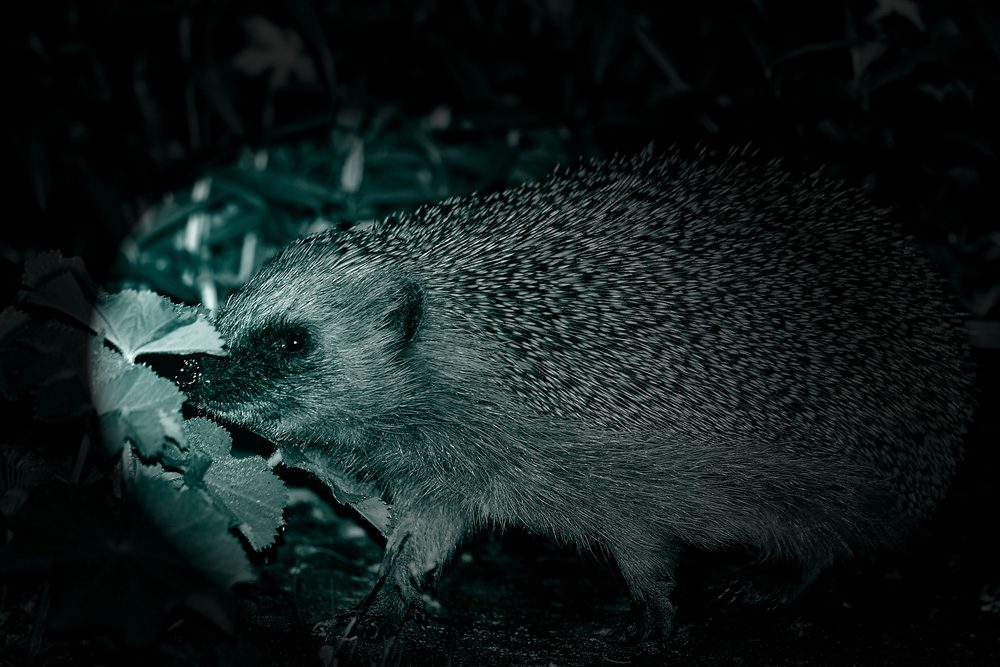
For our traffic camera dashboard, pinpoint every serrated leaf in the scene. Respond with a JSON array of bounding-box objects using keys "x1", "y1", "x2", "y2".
[
  {"x1": 0, "y1": 310, "x2": 92, "y2": 420},
  {"x1": 34, "y1": 373, "x2": 92, "y2": 423},
  {"x1": 132, "y1": 466, "x2": 256, "y2": 591},
  {"x1": 183, "y1": 418, "x2": 287, "y2": 551},
  {"x1": 351, "y1": 496, "x2": 392, "y2": 536},
  {"x1": 3, "y1": 477, "x2": 252, "y2": 644},
  {"x1": 0, "y1": 446, "x2": 57, "y2": 518},
  {"x1": 92, "y1": 289, "x2": 225, "y2": 363},
  {"x1": 90, "y1": 345, "x2": 186, "y2": 458},
  {"x1": 0, "y1": 307, "x2": 36, "y2": 398},
  {"x1": 17, "y1": 251, "x2": 98, "y2": 329},
  {"x1": 279, "y1": 445, "x2": 390, "y2": 537}
]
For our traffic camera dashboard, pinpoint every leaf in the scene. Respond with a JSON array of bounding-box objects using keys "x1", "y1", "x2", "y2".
[
  {"x1": 92, "y1": 290, "x2": 225, "y2": 363},
  {"x1": 214, "y1": 166, "x2": 344, "y2": 212},
  {"x1": 89, "y1": 345, "x2": 186, "y2": 458},
  {"x1": 3, "y1": 478, "x2": 253, "y2": 644},
  {"x1": 17, "y1": 251, "x2": 98, "y2": 329},
  {"x1": 0, "y1": 446, "x2": 58, "y2": 518},
  {"x1": 0, "y1": 307, "x2": 35, "y2": 398},
  {"x1": 590, "y1": 3, "x2": 631, "y2": 85},
  {"x1": 867, "y1": 38, "x2": 967, "y2": 94},
  {"x1": 234, "y1": 15, "x2": 317, "y2": 91},
  {"x1": 351, "y1": 497, "x2": 392, "y2": 536},
  {"x1": 131, "y1": 466, "x2": 256, "y2": 591},
  {"x1": 183, "y1": 418, "x2": 288, "y2": 551},
  {"x1": 968, "y1": 0, "x2": 1000, "y2": 65},
  {"x1": 867, "y1": 0, "x2": 926, "y2": 32},
  {"x1": 0, "y1": 309, "x2": 91, "y2": 421},
  {"x1": 32, "y1": 335, "x2": 91, "y2": 423},
  {"x1": 340, "y1": 136, "x2": 365, "y2": 194},
  {"x1": 284, "y1": 0, "x2": 337, "y2": 96},
  {"x1": 280, "y1": 444, "x2": 391, "y2": 537}
]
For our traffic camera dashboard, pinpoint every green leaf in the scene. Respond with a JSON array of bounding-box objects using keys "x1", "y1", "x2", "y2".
[
  {"x1": 17, "y1": 251, "x2": 98, "y2": 329},
  {"x1": 214, "y1": 166, "x2": 345, "y2": 212},
  {"x1": 131, "y1": 466, "x2": 256, "y2": 591},
  {"x1": 0, "y1": 446, "x2": 57, "y2": 518},
  {"x1": 351, "y1": 496, "x2": 392, "y2": 536},
  {"x1": 0, "y1": 307, "x2": 38, "y2": 398},
  {"x1": 92, "y1": 290, "x2": 225, "y2": 363},
  {"x1": 3, "y1": 477, "x2": 253, "y2": 645},
  {"x1": 0, "y1": 309, "x2": 91, "y2": 421},
  {"x1": 32, "y1": 338, "x2": 91, "y2": 424},
  {"x1": 183, "y1": 418, "x2": 288, "y2": 551},
  {"x1": 280, "y1": 444, "x2": 391, "y2": 537},
  {"x1": 90, "y1": 345, "x2": 186, "y2": 458}
]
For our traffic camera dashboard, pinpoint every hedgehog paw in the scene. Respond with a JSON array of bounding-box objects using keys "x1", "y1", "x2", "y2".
[
  {"x1": 612, "y1": 597, "x2": 675, "y2": 645},
  {"x1": 345, "y1": 596, "x2": 414, "y2": 641}
]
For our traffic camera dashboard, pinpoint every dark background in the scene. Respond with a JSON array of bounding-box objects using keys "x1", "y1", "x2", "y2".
[{"x1": 2, "y1": 1, "x2": 998, "y2": 665}]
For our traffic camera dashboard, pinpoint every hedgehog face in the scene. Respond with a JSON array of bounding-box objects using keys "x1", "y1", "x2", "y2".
[
  {"x1": 190, "y1": 248, "x2": 426, "y2": 451},
  {"x1": 191, "y1": 314, "x2": 326, "y2": 442}
]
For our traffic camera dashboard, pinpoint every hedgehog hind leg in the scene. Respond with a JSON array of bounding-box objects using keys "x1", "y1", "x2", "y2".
[
  {"x1": 711, "y1": 556, "x2": 825, "y2": 609},
  {"x1": 606, "y1": 539, "x2": 680, "y2": 643}
]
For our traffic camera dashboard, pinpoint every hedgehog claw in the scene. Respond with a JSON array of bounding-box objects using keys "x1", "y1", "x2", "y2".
[
  {"x1": 338, "y1": 606, "x2": 398, "y2": 642},
  {"x1": 334, "y1": 582, "x2": 426, "y2": 644},
  {"x1": 611, "y1": 598, "x2": 675, "y2": 645}
]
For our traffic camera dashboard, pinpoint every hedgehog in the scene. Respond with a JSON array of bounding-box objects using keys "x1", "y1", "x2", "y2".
[{"x1": 189, "y1": 146, "x2": 973, "y2": 643}]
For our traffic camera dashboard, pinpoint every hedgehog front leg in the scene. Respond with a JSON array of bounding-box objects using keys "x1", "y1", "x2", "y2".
[
  {"x1": 349, "y1": 503, "x2": 467, "y2": 640},
  {"x1": 607, "y1": 539, "x2": 680, "y2": 643}
]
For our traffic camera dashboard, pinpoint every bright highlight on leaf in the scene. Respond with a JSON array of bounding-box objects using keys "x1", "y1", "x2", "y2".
[
  {"x1": 89, "y1": 344, "x2": 186, "y2": 458},
  {"x1": 131, "y1": 467, "x2": 257, "y2": 591},
  {"x1": 2, "y1": 250, "x2": 381, "y2": 649},
  {"x1": 281, "y1": 445, "x2": 390, "y2": 537},
  {"x1": 93, "y1": 289, "x2": 225, "y2": 363},
  {"x1": 183, "y1": 418, "x2": 288, "y2": 551}
]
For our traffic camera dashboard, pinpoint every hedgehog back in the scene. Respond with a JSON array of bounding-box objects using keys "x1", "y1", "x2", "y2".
[{"x1": 254, "y1": 150, "x2": 971, "y2": 551}]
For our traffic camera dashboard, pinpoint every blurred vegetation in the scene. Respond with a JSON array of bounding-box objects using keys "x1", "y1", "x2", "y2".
[{"x1": 2, "y1": 0, "x2": 998, "y2": 318}]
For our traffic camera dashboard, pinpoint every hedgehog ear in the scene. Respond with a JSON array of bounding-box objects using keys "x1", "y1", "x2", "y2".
[{"x1": 383, "y1": 277, "x2": 424, "y2": 349}]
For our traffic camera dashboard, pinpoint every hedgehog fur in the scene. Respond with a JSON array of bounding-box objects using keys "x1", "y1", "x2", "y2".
[{"x1": 192, "y1": 146, "x2": 973, "y2": 642}]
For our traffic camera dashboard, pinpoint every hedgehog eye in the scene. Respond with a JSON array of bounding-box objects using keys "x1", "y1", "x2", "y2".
[
  {"x1": 281, "y1": 331, "x2": 309, "y2": 353},
  {"x1": 263, "y1": 324, "x2": 311, "y2": 356}
]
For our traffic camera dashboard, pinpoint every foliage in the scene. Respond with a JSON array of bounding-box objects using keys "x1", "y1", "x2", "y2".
[
  {"x1": 0, "y1": 250, "x2": 395, "y2": 655},
  {"x1": 0, "y1": 252, "x2": 279, "y2": 648}
]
